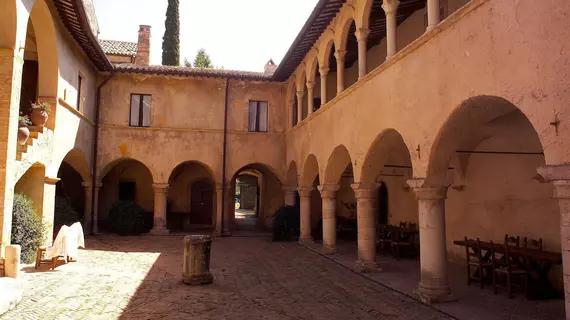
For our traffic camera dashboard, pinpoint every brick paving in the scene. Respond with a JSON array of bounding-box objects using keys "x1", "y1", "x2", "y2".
[{"x1": 2, "y1": 235, "x2": 452, "y2": 320}]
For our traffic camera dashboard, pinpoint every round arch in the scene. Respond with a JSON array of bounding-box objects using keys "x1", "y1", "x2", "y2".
[
  {"x1": 98, "y1": 157, "x2": 157, "y2": 183},
  {"x1": 358, "y1": 129, "x2": 414, "y2": 184},
  {"x1": 305, "y1": 50, "x2": 320, "y2": 84},
  {"x1": 426, "y1": 95, "x2": 544, "y2": 187},
  {"x1": 301, "y1": 154, "x2": 320, "y2": 186},
  {"x1": 318, "y1": 31, "x2": 336, "y2": 70},
  {"x1": 334, "y1": 8, "x2": 356, "y2": 51},
  {"x1": 295, "y1": 64, "x2": 307, "y2": 92},
  {"x1": 323, "y1": 145, "x2": 353, "y2": 185},
  {"x1": 57, "y1": 148, "x2": 91, "y2": 182},
  {"x1": 285, "y1": 161, "x2": 299, "y2": 187},
  {"x1": 29, "y1": 0, "x2": 58, "y2": 98},
  {"x1": 355, "y1": 0, "x2": 375, "y2": 30}
]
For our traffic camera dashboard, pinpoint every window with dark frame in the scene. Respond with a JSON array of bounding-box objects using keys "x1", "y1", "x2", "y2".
[
  {"x1": 129, "y1": 94, "x2": 151, "y2": 127},
  {"x1": 76, "y1": 74, "x2": 83, "y2": 110},
  {"x1": 118, "y1": 181, "x2": 136, "y2": 202},
  {"x1": 248, "y1": 100, "x2": 268, "y2": 132}
]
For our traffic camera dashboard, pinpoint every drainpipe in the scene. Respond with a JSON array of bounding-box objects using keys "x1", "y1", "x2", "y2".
[
  {"x1": 221, "y1": 78, "x2": 230, "y2": 236},
  {"x1": 90, "y1": 72, "x2": 114, "y2": 235}
]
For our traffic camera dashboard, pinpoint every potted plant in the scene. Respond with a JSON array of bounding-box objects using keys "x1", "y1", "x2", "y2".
[
  {"x1": 18, "y1": 113, "x2": 31, "y2": 146},
  {"x1": 29, "y1": 100, "x2": 51, "y2": 127}
]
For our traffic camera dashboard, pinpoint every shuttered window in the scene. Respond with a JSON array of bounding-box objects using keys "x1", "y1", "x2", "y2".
[
  {"x1": 129, "y1": 94, "x2": 151, "y2": 127},
  {"x1": 248, "y1": 100, "x2": 268, "y2": 132}
]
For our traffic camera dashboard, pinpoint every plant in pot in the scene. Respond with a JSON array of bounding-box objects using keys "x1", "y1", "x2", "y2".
[
  {"x1": 18, "y1": 113, "x2": 31, "y2": 146},
  {"x1": 29, "y1": 100, "x2": 51, "y2": 127}
]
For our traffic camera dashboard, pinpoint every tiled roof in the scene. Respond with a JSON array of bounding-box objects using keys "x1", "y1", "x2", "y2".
[
  {"x1": 99, "y1": 40, "x2": 138, "y2": 56},
  {"x1": 113, "y1": 64, "x2": 273, "y2": 81}
]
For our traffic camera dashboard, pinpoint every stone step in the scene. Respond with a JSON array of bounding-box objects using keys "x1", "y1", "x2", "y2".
[
  {"x1": 29, "y1": 131, "x2": 39, "y2": 139},
  {"x1": 16, "y1": 152, "x2": 22, "y2": 161},
  {"x1": 26, "y1": 137, "x2": 34, "y2": 146},
  {"x1": 0, "y1": 277, "x2": 23, "y2": 316},
  {"x1": 28, "y1": 126, "x2": 44, "y2": 133},
  {"x1": 16, "y1": 145, "x2": 27, "y2": 153}
]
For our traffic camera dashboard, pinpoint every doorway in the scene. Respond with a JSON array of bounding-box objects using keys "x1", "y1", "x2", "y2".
[{"x1": 378, "y1": 182, "x2": 388, "y2": 225}]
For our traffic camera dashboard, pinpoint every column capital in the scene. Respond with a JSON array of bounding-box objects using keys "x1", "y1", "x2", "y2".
[
  {"x1": 296, "y1": 90, "x2": 305, "y2": 99},
  {"x1": 282, "y1": 185, "x2": 298, "y2": 193},
  {"x1": 351, "y1": 182, "x2": 380, "y2": 199},
  {"x1": 317, "y1": 184, "x2": 340, "y2": 199},
  {"x1": 334, "y1": 50, "x2": 347, "y2": 62},
  {"x1": 306, "y1": 81, "x2": 316, "y2": 90},
  {"x1": 152, "y1": 183, "x2": 169, "y2": 192},
  {"x1": 44, "y1": 176, "x2": 60, "y2": 185},
  {"x1": 354, "y1": 28, "x2": 370, "y2": 42},
  {"x1": 538, "y1": 165, "x2": 570, "y2": 199},
  {"x1": 382, "y1": 0, "x2": 400, "y2": 15},
  {"x1": 319, "y1": 68, "x2": 330, "y2": 77},
  {"x1": 407, "y1": 179, "x2": 447, "y2": 200},
  {"x1": 297, "y1": 185, "x2": 315, "y2": 197}
]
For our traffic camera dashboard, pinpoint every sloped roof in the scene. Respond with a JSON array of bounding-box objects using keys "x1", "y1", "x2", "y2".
[
  {"x1": 113, "y1": 64, "x2": 272, "y2": 81},
  {"x1": 99, "y1": 40, "x2": 137, "y2": 56}
]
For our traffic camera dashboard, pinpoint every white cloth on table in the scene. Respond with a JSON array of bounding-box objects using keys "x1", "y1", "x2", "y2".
[{"x1": 45, "y1": 222, "x2": 85, "y2": 260}]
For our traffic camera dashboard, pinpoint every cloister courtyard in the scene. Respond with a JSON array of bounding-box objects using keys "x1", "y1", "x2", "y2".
[{"x1": 1, "y1": 232, "x2": 564, "y2": 320}]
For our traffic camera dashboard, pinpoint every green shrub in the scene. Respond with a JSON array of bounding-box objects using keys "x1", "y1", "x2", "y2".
[
  {"x1": 54, "y1": 196, "x2": 80, "y2": 233},
  {"x1": 108, "y1": 201, "x2": 148, "y2": 235},
  {"x1": 272, "y1": 205, "x2": 300, "y2": 242},
  {"x1": 11, "y1": 194, "x2": 45, "y2": 264}
]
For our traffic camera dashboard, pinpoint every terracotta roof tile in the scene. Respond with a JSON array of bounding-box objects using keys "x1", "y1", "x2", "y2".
[
  {"x1": 99, "y1": 40, "x2": 138, "y2": 56},
  {"x1": 113, "y1": 64, "x2": 273, "y2": 81}
]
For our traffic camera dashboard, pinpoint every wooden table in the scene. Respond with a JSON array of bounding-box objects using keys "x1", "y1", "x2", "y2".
[
  {"x1": 454, "y1": 239, "x2": 562, "y2": 299},
  {"x1": 453, "y1": 240, "x2": 561, "y2": 263}
]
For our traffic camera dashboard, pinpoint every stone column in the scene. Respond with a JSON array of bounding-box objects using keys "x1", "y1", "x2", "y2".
[
  {"x1": 298, "y1": 186, "x2": 314, "y2": 243},
  {"x1": 407, "y1": 179, "x2": 454, "y2": 303},
  {"x1": 0, "y1": 48, "x2": 23, "y2": 256},
  {"x1": 334, "y1": 50, "x2": 346, "y2": 94},
  {"x1": 4, "y1": 245, "x2": 20, "y2": 279},
  {"x1": 151, "y1": 183, "x2": 169, "y2": 235},
  {"x1": 296, "y1": 90, "x2": 304, "y2": 123},
  {"x1": 319, "y1": 68, "x2": 329, "y2": 105},
  {"x1": 289, "y1": 99, "x2": 296, "y2": 127},
  {"x1": 283, "y1": 186, "x2": 297, "y2": 207},
  {"x1": 214, "y1": 183, "x2": 230, "y2": 236},
  {"x1": 318, "y1": 184, "x2": 340, "y2": 254},
  {"x1": 352, "y1": 183, "x2": 380, "y2": 272},
  {"x1": 537, "y1": 165, "x2": 570, "y2": 316},
  {"x1": 355, "y1": 28, "x2": 370, "y2": 79},
  {"x1": 306, "y1": 81, "x2": 315, "y2": 115},
  {"x1": 43, "y1": 177, "x2": 59, "y2": 244},
  {"x1": 81, "y1": 182, "x2": 92, "y2": 235},
  {"x1": 426, "y1": 0, "x2": 441, "y2": 31},
  {"x1": 92, "y1": 183, "x2": 102, "y2": 234},
  {"x1": 382, "y1": 0, "x2": 400, "y2": 59}
]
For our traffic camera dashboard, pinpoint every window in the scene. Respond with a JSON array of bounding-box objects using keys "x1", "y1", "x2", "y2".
[
  {"x1": 129, "y1": 94, "x2": 151, "y2": 127},
  {"x1": 118, "y1": 181, "x2": 136, "y2": 201},
  {"x1": 248, "y1": 100, "x2": 268, "y2": 132},
  {"x1": 76, "y1": 74, "x2": 83, "y2": 110}
]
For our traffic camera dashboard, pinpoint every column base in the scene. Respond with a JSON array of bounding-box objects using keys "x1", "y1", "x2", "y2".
[
  {"x1": 150, "y1": 227, "x2": 170, "y2": 236},
  {"x1": 298, "y1": 237, "x2": 314, "y2": 245},
  {"x1": 182, "y1": 273, "x2": 214, "y2": 285},
  {"x1": 414, "y1": 283, "x2": 456, "y2": 304},
  {"x1": 353, "y1": 260, "x2": 381, "y2": 273},
  {"x1": 322, "y1": 245, "x2": 337, "y2": 255}
]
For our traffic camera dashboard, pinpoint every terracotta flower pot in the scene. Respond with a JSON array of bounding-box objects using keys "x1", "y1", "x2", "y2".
[
  {"x1": 30, "y1": 109, "x2": 48, "y2": 127},
  {"x1": 17, "y1": 126, "x2": 30, "y2": 146}
]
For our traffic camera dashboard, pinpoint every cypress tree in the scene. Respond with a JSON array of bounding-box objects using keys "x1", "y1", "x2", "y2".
[{"x1": 162, "y1": 0, "x2": 180, "y2": 66}]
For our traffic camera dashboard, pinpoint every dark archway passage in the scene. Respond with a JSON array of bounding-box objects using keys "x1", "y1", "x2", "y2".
[
  {"x1": 190, "y1": 180, "x2": 214, "y2": 225},
  {"x1": 378, "y1": 181, "x2": 388, "y2": 225}
]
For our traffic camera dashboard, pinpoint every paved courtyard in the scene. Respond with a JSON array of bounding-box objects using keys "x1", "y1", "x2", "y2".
[{"x1": 2, "y1": 235, "x2": 452, "y2": 320}]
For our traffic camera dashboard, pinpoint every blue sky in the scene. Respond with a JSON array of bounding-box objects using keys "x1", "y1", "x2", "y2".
[{"x1": 93, "y1": 0, "x2": 319, "y2": 71}]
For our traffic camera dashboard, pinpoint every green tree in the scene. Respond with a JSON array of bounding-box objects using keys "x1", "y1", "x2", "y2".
[
  {"x1": 183, "y1": 57, "x2": 192, "y2": 67},
  {"x1": 162, "y1": 0, "x2": 180, "y2": 66},
  {"x1": 193, "y1": 49, "x2": 213, "y2": 69}
]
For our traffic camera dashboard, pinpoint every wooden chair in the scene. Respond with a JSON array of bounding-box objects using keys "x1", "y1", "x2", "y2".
[
  {"x1": 35, "y1": 246, "x2": 71, "y2": 270},
  {"x1": 399, "y1": 221, "x2": 407, "y2": 228},
  {"x1": 505, "y1": 234, "x2": 520, "y2": 247},
  {"x1": 408, "y1": 222, "x2": 417, "y2": 230},
  {"x1": 376, "y1": 225, "x2": 392, "y2": 255},
  {"x1": 391, "y1": 228, "x2": 414, "y2": 260},
  {"x1": 465, "y1": 237, "x2": 492, "y2": 288},
  {"x1": 523, "y1": 237, "x2": 543, "y2": 251},
  {"x1": 492, "y1": 236, "x2": 529, "y2": 298}
]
